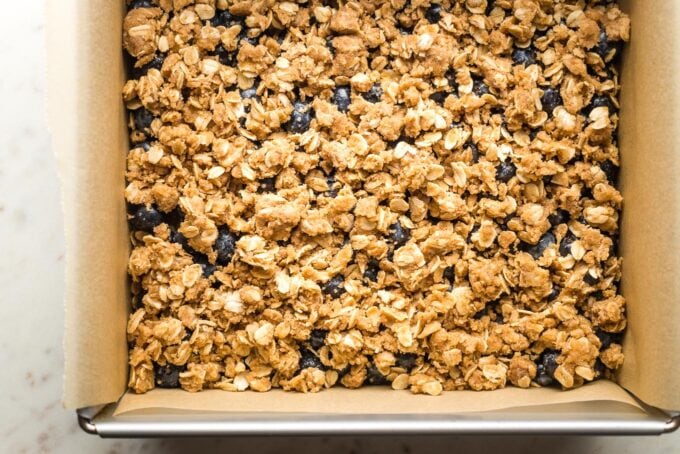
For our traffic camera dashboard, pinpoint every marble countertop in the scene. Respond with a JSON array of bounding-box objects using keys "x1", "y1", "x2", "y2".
[{"x1": 1, "y1": 1, "x2": 677, "y2": 452}]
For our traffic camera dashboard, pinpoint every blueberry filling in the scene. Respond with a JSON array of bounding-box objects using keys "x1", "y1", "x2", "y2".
[
  {"x1": 154, "y1": 363, "x2": 184, "y2": 388},
  {"x1": 363, "y1": 259, "x2": 380, "y2": 282},
  {"x1": 541, "y1": 87, "x2": 562, "y2": 114},
  {"x1": 548, "y1": 209, "x2": 570, "y2": 227},
  {"x1": 309, "y1": 329, "x2": 328, "y2": 349},
  {"x1": 535, "y1": 349, "x2": 559, "y2": 386},
  {"x1": 214, "y1": 228, "x2": 237, "y2": 265},
  {"x1": 298, "y1": 348, "x2": 326, "y2": 371},
  {"x1": 512, "y1": 46, "x2": 536, "y2": 66},
  {"x1": 322, "y1": 275, "x2": 346, "y2": 298},
  {"x1": 559, "y1": 232, "x2": 577, "y2": 257},
  {"x1": 519, "y1": 232, "x2": 556, "y2": 260},
  {"x1": 134, "y1": 108, "x2": 154, "y2": 132},
  {"x1": 496, "y1": 161, "x2": 516, "y2": 183},
  {"x1": 258, "y1": 177, "x2": 276, "y2": 193},
  {"x1": 425, "y1": 4, "x2": 442, "y2": 24},
  {"x1": 365, "y1": 363, "x2": 389, "y2": 385},
  {"x1": 362, "y1": 83, "x2": 382, "y2": 103},
  {"x1": 395, "y1": 353, "x2": 418, "y2": 371},
  {"x1": 286, "y1": 101, "x2": 313, "y2": 133},
  {"x1": 472, "y1": 77, "x2": 490, "y2": 96},
  {"x1": 332, "y1": 85, "x2": 351, "y2": 113},
  {"x1": 389, "y1": 222, "x2": 410, "y2": 248},
  {"x1": 129, "y1": 205, "x2": 162, "y2": 232},
  {"x1": 129, "y1": 0, "x2": 154, "y2": 9}
]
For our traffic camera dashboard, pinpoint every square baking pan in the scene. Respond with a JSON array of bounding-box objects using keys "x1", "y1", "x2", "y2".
[{"x1": 48, "y1": 0, "x2": 680, "y2": 437}]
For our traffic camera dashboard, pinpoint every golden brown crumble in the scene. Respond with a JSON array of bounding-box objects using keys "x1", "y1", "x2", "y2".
[{"x1": 123, "y1": 0, "x2": 629, "y2": 395}]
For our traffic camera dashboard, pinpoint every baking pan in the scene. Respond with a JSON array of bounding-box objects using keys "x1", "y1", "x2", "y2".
[
  {"x1": 48, "y1": 0, "x2": 680, "y2": 437},
  {"x1": 77, "y1": 401, "x2": 679, "y2": 437}
]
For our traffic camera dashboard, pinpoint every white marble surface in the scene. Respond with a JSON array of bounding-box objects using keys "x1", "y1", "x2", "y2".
[{"x1": 0, "y1": 1, "x2": 678, "y2": 452}]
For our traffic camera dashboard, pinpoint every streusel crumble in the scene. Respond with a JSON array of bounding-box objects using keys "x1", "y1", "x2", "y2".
[{"x1": 123, "y1": 0, "x2": 630, "y2": 395}]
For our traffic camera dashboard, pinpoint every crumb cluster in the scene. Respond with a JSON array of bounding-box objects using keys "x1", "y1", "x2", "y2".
[{"x1": 123, "y1": 0, "x2": 629, "y2": 395}]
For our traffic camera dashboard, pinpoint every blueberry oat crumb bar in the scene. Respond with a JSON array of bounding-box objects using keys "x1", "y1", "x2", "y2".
[{"x1": 123, "y1": 0, "x2": 630, "y2": 395}]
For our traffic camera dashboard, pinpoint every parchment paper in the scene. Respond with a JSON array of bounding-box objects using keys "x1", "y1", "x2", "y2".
[{"x1": 49, "y1": 0, "x2": 680, "y2": 412}]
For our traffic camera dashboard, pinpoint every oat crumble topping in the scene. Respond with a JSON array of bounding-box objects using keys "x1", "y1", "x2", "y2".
[{"x1": 123, "y1": 0, "x2": 629, "y2": 395}]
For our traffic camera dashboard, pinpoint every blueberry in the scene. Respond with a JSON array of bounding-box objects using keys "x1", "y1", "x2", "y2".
[
  {"x1": 326, "y1": 172, "x2": 338, "y2": 197},
  {"x1": 512, "y1": 46, "x2": 536, "y2": 66},
  {"x1": 541, "y1": 87, "x2": 562, "y2": 114},
  {"x1": 389, "y1": 222, "x2": 410, "y2": 248},
  {"x1": 299, "y1": 348, "x2": 325, "y2": 371},
  {"x1": 132, "y1": 292, "x2": 144, "y2": 309},
  {"x1": 445, "y1": 69, "x2": 458, "y2": 92},
  {"x1": 337, "y1": 364, "x2": 351, "y2": 378},
  {"x1": 129, "y1": 205, "x2": 162, "y2": 232},
  {"x1": 592, "y1": 95, "x2": 614, "y2": 110},
  {"x1": 154, "y1": 363, "x2": 183, "y2": 388},
  {"x1": 472, "y1": 77, "x2": 490, "y2": 96},
  {"x1": 131, "y1": 54, "x2": 164, "y2": 79},
  {"x1": 548, "y1": 209, "x2": 570, "y2": 227},
  {"x1": 398, "y1": 25, "x2": 413, "y2": 36},
  {"x1": 258, "y1": 177, "x2": 276, "y2": 193},
  {"x1": 584, "y1": 270, "x2": 599, "y2": 286},
  {"x1": 547, "y1": 285, "x2": 561, "y2": 301},
  {"x1": 583, "y1": 95, "x2": 614, "y2": 116},
  {"x1": 594, "y1": 29, "x2": 623, "y2": 62},
  {"x1": 214, "y1": 228, "x2": 237, "y2": 265},
  {"x1": 215, "y1": 44, "x2": 237, "y2": 66},
  {"x1": 211, "y1": 9, "x2": 240, "y2": 28},
  {"x1": 362, "y1": 83, "x2": 382, "y2": 103},
  {"x1": 363, "y1": 259, "x2": 380, "y2": 282},
  {"x1": 309, "y1": 329, "x2": 328, "y2": 349},
  {"x1": 265, "y1": 27, "x2": 286, "y2": 44},
  {"x1": 170, "y1": 229, "x2": 189, "y2": 249},
  {"x1": 596, "y1": 330, "x2": 622, "y2": 350},
  {"x1": 129, "y1": 0, "x2": 154, "y2": 9},
  {"x1": 194, "y1": 254, "x2": 217, "y2": 277},
  {"x1": 425, "y1": 4, "x2": 442, "y2": 23},
  {"x1": 322, "y1": 275, "x2": 346, "y2": 298},
  {"x1": 163, "y1": 207, "x2": 184, "y2": 228},
  {"x1": 608, "y1": 235, "x2": 619, "y2": 258},
  {"x1": 520, "y1": 232, "x2": 556, "y2": 260},
  {"x1": 467, "y1": 142, "x2": 480, "y2": 163},
  {"x1": 559, "y1": 232, "x2": 576, "y2": 256},
  {"x1": 240, "y1": 33, "x2": 259, "y2": 47},
  {"x1": 286, "y1": 101, "x2": 313, "y2": 133},
  {"x1": 429, "y1": 91, "x2": 448, "y2": 104},
  {"x1": 535, "y1": 350, "x2": 559, "y2": 386},
  {"x1": 600, "y1": 160, "x2": 619, "y2": 185},
  {"x1": 240, "y1": 86, "x2": 258, "y2": 100},
  {"x1": 594, "y1": 358, "x2": 606, "y2": 376},
  {"x1": 333, "y1": 85, "x2": 351, "y2": 113},
  {"x1": 134, "y1": 108, "x2": 154, "y2": 132},
  {"x1": 146, "y1": 53, "x2": 165, "y2": 70},
  {"x1": 541, "y1": 350, "x2": 559, "y2": 375},
  {"x1": 535, "y1": 365, "x2": 553, "y2": 386},
  {"x1": 395, "y1": 353, "x2": 417, "y2": 371},
  {"x1": 581, "y1": 185, "x2": 594, "y2": 200},
  {"x1": 133, "y1": 141, "x2": 151, "y2": 152},
  {"x1": 443, "y1": 265, "x2": 455, "y2": 283},
  {"x1": 365, "y1": 363, "x2": 389, "y2": 385},
  {"x1": 495, "y1": 161, "x2": 516, "y2": 183}
]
